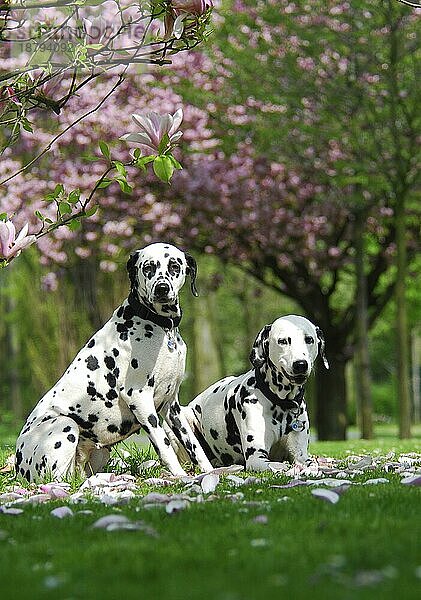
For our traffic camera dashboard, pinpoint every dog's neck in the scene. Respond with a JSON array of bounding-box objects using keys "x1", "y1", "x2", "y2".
[
  {"x1": 254, "y1": 364, "x2": 304, "y2": 410},
  {"x1": 126, "y1": 291, "x2": 182, "y2": 329}
]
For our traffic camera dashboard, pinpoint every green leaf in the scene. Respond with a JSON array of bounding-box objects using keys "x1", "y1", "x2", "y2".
[
  {"x1": 68, "y1": 189, "x2": 81, "y2": 204},
  {"x1": 135, "y1": 155, "x2": 155, "y2": 168},
  {"x1": 158, "y1": 133, "x2": 171, "y2": 155},
  {"x1": 169, "y1": 154, "x2": 183, "y2": 170},
  {"x1": 97, "y1": 178, "x2": 113, "y2": 189},
  {"x1": 153, "y1": 155, "x2": 175, "y2": 184},
  {"x1": 0, "y1": 213, "x2": 7, "y2": 221},
  {"x1": 85, "y1": 205, "x2": 99, "y2": 217},
  {"x1": 22, "y1": 118, "x2": 33, "y2": 133},
  {"x1": 54, "y1": 183, "x2": 65, "y2": 197},
  {"x1": 59, "y1": 201, "x2": 72, "y2": 215},
  {"x1": 116, "y1": 178, "x2": 133, "y2": 194},
  {"x1": 113, "y1": 161, "x2": 127, "y2": 178},
  {"x1": 35, "y1": 210, "x2": 45, "y2": 221},
  {"x1": 66, "y1": 219, "x2": 81, "y2": 231},
  {"x1": 99, "y1": 141, "x2": 111, "y2": 161}
]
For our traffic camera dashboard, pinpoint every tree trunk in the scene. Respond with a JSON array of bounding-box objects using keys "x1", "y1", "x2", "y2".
[
  {"x1": 71, "y1": 257, "x2": 102, "y2": 330},
  {"x1": 412, "y1": 328, "x2": 420, "y2": 423},
  {"x1": 315, "y1": 354, "x2": 348, "y2": 440},
  {"x1": 191, "y1": 294, "x2": 223, "y2": 397},
  {"x1": 354, "y1": 208, "x2": 373, "y2": 439},
  {"x1": 395, "y1": 193, "x2": 411, "y2": 438}
]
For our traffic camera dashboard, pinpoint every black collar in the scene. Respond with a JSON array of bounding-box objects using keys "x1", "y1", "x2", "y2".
[
  {"x1": 128, "y1": 292, "x2": 182, "y2": 330},
  {"x1": 254, "y1": 367, "x2": 304, "y2": 410}
]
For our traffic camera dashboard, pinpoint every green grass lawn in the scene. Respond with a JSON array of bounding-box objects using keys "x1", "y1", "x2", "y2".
[{"x1": 0, "y1": 424, "x2": 420, "y2": 600}]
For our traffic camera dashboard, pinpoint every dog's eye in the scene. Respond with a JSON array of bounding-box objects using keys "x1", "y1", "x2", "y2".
[
  {"x1": 142, "y1": 263, "x2": 156, "y2": 277},
  {"x1": 278, "y1": 338, "x2": 288, "y2": 346},
  {"x1": 168, "y1": 261, "x2": 181, "y2": 276},
  {"x1": 305, "y1": 336, "x2": 314, "y2": 344}
]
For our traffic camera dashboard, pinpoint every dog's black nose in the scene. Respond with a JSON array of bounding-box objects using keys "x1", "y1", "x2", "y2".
[
  {"x1": 293, "y1": 360, "x2": 308, "y2": 374},
  {"x1": 154, "y1": 281, "x2": 170, "y2": 299}
]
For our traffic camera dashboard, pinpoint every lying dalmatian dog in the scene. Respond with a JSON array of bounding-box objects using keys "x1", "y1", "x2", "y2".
[
  {"x1": 174, "y1": 315, "x2": 329, "y2": 471},
  {"x1": 16, "y1": 243, "x2": 213, "y2": 482}
]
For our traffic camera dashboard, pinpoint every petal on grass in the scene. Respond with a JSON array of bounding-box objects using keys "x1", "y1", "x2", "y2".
[
  {"x1": 401, "y1": 475, "x2": 421, "y2": 486},
  {"x1": 165, "y1": 499, "x2": 189, "y2": 514},
  {"x1": 0, "y1": 507, "x2": 24, "y2": 515},
  {"x1": 252, "y1": 514, "x2": 268, "y2": 524},
  {"x1": 311, "y1": 488, "x2": 340, "y2": 504},
  {"x1": 363, "y1": 478, "x2": 390, "y2": 485},
  {"x1": 92, "y1": 514, "x2": 130, "y2": 529},
  {"x1": 201, "y1": 473, "x2": 220, "y2": 494},
  {"x1": 50, "y1": 506, "x2": 74, "y2": 519}
]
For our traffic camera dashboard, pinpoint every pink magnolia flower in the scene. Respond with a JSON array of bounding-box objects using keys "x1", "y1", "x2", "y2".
[
  {"x1": 120, "y1": 108, "x2": 183, "y2": 154},
  {"x1": 172, "y1": 1, "x2": 213, "y2": 15},
  {"x1": 165, "y1": 1, "x2": 213, "y2": 39},
  {"x1": 0, "y1": 220, "x2": 36, "y2": 261}
]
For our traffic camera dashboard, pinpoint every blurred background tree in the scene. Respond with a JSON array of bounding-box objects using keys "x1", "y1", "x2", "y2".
[{"x1": 1, "y1": 0, "x2": 419, "y2": 440}]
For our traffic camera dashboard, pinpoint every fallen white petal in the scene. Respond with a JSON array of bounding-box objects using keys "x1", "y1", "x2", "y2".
[
  {"x1": 348, "y1": 456, "x2": 372, "y2": 470},
  {"x1": 50, "y1": 506, "x2": 74, "y2": 519},
  {"x1": 311, "y1": 488, "x2": 340, "y2": 504},
  {"x1": 92, "y1": 514, "x2": 130, "y2": 529},
  {"x1": 143, "y1": 478, "x2": 173, "y2": 486},
  {"x1": 226, "y1": 475, "x2": 246, "y2": 487},
  {"x1": 201, "y1": 473, "x2": 220, "y2": 494},
  {"x1": 252, "y1": 514, "x2": 268, "y2": 524},
  {"x1": 363, "y1": 478, "x2": 389, "y2": 485},
  {"x1": 401, "y1": 475, "x2": 421, "y2": 486},
  {"x1": 268, "y1": 461, "x2": 291, "y2": 473},
  {"x1": 141, "y1": 492, "x2": 171, "y2": 504},
  {"x1": 165, "y1": 499, "x2": 189, "y2": 514},
  {"x1": 0, "y1": 507, "x2": 24, "y2": 515}
]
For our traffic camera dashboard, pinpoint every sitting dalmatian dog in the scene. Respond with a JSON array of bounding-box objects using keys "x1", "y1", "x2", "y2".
[
  {"x1": 175, "y1": 315, "x2": 329, "y2": 471},
  {"x1": 16, "y1": 243, "x2": 213, "y2": 482}
]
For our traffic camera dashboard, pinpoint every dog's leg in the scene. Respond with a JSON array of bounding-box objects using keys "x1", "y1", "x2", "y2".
[
  {"x1": 84, "y1": 446, "x2": 111, "y2": 477},
  {"x1": 165, "y1": 400, "x2": 213, "y2": 473},
  {"x1": 284, "y1": 411, "x2": 310, "y2": 464},
  {"x1": 127, "y1": 390, "x2": 187, "y2": 477},
  {"x1": 238, "y1": 402, "x2": 276, "y2": 472},
  {"x1": 15, "y1": 416, "x2": 80, "y2": 482}
]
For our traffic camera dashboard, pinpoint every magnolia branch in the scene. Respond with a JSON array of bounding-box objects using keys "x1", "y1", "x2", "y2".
[{"x1": 0, "y1": 74, "x2": 125, "y2": 186}]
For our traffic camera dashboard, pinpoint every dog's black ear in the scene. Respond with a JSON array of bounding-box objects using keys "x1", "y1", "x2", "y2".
[
  {"x1": 316, "y1": 326, "x2": 329, "y2": 369},
  {"x1": 127, "y1": 251, "x2": 139, "y2": 291},
  {"x1": 185, "y1": 253, "x2": 198, "y2": 297},
  {"x1": 249, "y1": 324, "x2": 271, "y2": 368}
]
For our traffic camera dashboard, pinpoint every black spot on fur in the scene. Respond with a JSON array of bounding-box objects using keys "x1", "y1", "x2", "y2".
[
  {"x1": 106, "y1": 373, "x2": 116, "y2": 388},
  {"x1": 148, "y1": 414, "x2": 158, "y2": 428},
  {"x1": 87, "y1": 339, "x2": 95, "y2": 348},
  {"x1": 245, "y1": 447, "x2": 256, "y2": 459},
  {"x1": 220, "y1": 453, "x2": 234, "y2": 466},
  {"x1": 107, "y1": 424, "x2": 118, "y2": 433},
  {"x1": 104, "y1": 356, "x2": 115, "y2": 370},
  {"x1": 119, "y1": 420, "x2": 133, "y2": 436},
  {"x1": 131, "y1": 358, "x2": 139, "y2": 369},
  {"x1": 54, "y1": 441, "x2": 62, "y2": 449},
  {"x1": 67, "y1": 434, "x2": 76, "y2": 443},
  {"x1": 210, "y1": 428, "x2": 219, "y2": 440},
  {"x1": 86, "y1": 355, "x2": 99, "y2": 371}
]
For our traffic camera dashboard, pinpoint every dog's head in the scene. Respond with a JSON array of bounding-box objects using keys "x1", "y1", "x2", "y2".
[
  {"x1": 127, "y1": 243, "x2": 198, "y2": 308},
  {"x1": 250, "y1": 315, "x2": 329, "y2": 384}
]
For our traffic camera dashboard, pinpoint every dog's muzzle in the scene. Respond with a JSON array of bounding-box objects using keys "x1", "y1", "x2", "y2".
[
  {"x1": 282, "y1": 360, "x2": 310, "y2": 385},
  {"x1": 152, "y1": 281, "x2": 174, "y2": 303}
]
